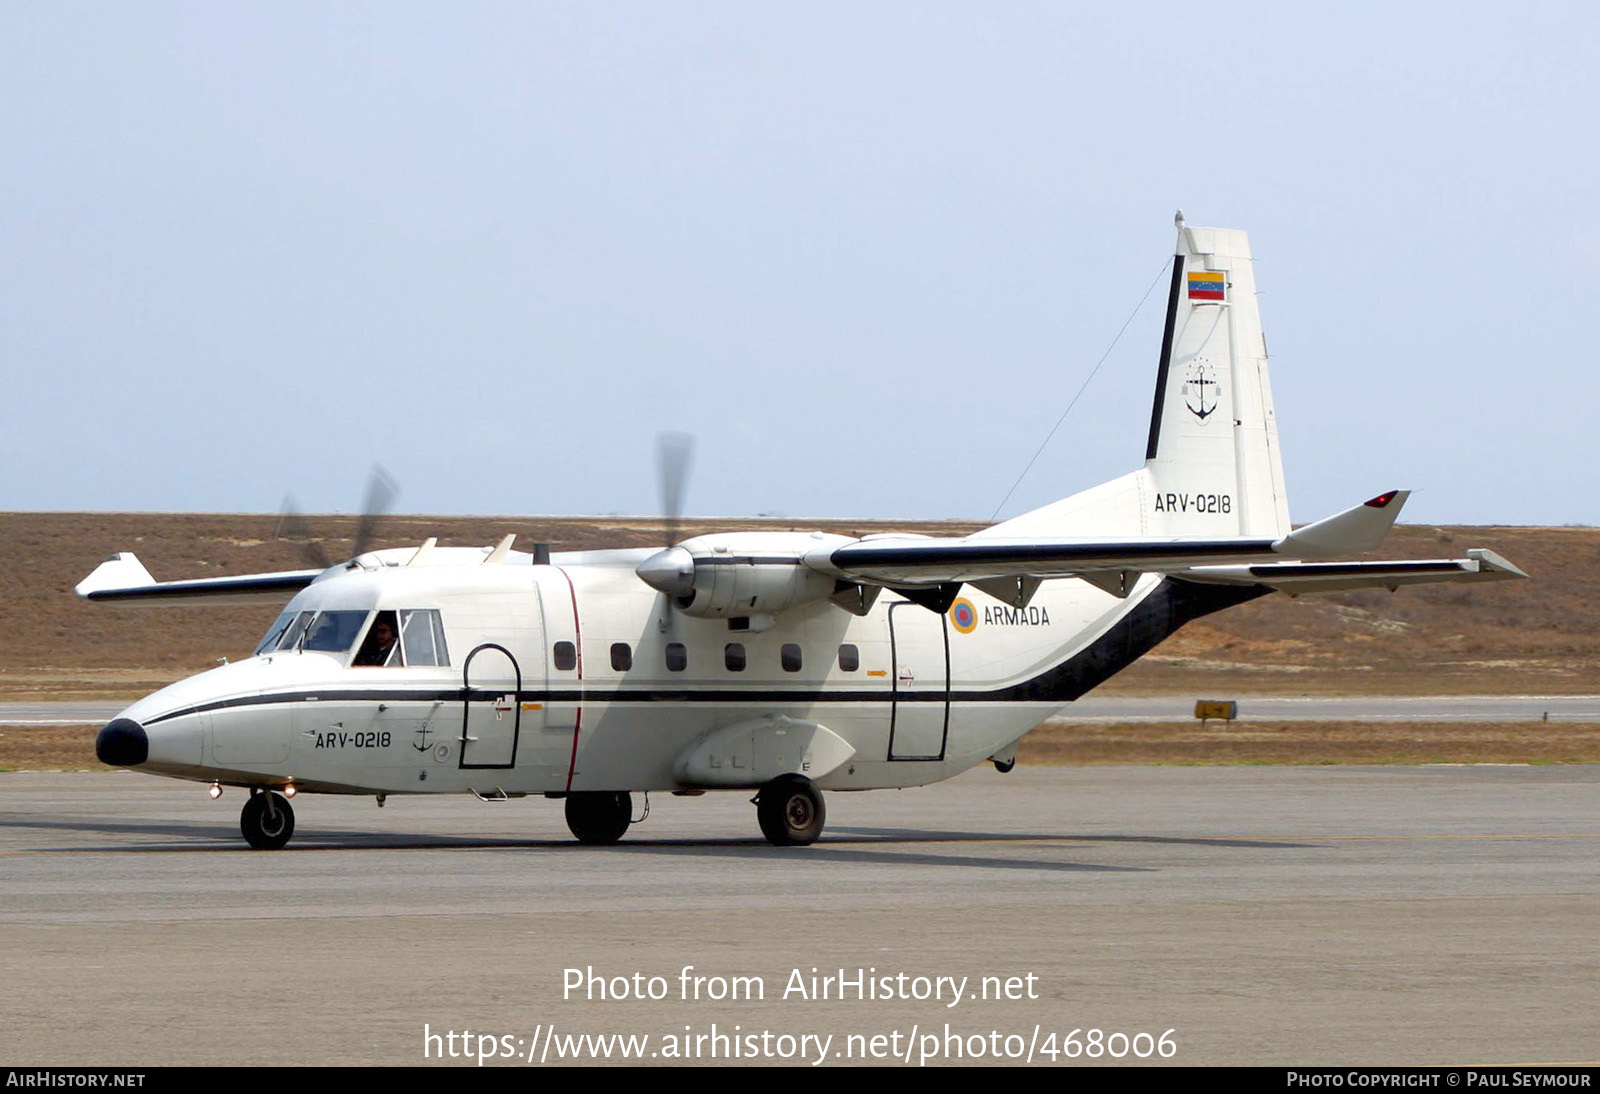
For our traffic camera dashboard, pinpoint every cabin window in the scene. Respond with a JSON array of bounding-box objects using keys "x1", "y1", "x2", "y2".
[
  {"x1": 838, "y1": 644, "x2": 859, "y2": 672},
  {"x1": 610, "y1": 642, "x2": 633, "y2": 672},
  {"x1": 553, "y1": 641, "x2": 577, "y2": 671},
  {"x1": 302, "y1": 611, "x2": 369, "y2": 654},
  {"x1": 665, "y1": 643, "x2": 687, "y2": 672},
  {"x1": 353, "y1": 611, "x2": 401, "y2": 667},
  {"x1": 724, "y1": 643, "x2": 746, "y2": 672},
  {"x1": 399, "y1": 609, "x2": 449, "y2": 667},
  {"x1": 781, "y1": 643, "x2": 802, "y2": 672}
]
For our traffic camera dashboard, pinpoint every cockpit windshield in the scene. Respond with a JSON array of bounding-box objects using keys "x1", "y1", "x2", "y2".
[
  {"x1": 302, "y1": 611, "x2": 370, "y2": 653},
  {"x1": 254, "y1": 610, "x2": 297, "y2": 656},
  {"x1": 255, "y1": 609, "x2": 371, "y2": 656},
  {"x1": 254, "y1": 607, "x2": 448, "y2": 665},
  {"x1": 278, "y1": 611, "x2": 315, "y2": 651}
]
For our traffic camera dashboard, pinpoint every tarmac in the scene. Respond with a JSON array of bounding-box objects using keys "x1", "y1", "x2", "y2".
[{"x1": 1, "y1": 763, "x2": 1596, "y2": 1066}]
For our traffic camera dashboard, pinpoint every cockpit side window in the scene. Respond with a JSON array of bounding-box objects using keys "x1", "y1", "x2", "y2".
[
  {"x1": 399, "y1": 609, "x2": 449, "y2": 667},
  {"x1": 352, "y1": 611, "x2": 401, "y2": 667},
  {"x1": 302, "y1": 610, "x2": 370, "y2": 654},
  {"x1": 254, "y1": 610, "x2": 297, "y2": 656}
]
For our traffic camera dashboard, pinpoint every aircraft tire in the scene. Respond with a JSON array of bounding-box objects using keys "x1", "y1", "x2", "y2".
[
  {"x1": 565, "y1": 791, "x2": 632, "y2": 844},
  {"x1": 240, "y1": 790, "x2": 295, "y2": 850},
  {"x1": 756, "y1": 774, "x2": 825, "y2": 846}
]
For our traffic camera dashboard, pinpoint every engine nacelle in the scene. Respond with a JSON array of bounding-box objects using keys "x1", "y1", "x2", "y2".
[{"x1": 636, "y1": 532, "x2": 854, "y2": 619}]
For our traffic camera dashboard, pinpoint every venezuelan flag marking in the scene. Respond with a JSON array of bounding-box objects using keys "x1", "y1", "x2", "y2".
[{"x1": 1188, "y1": 270, "x2": 1226, "y2": 301}]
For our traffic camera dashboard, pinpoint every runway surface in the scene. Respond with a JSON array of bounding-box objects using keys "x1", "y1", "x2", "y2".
[
  {"x1": 6, "y1": 694, "x2": 1599, "y2": 726},
  {"x1": 1, "y1": 765, "x2": 1596, "y2": 1066}
]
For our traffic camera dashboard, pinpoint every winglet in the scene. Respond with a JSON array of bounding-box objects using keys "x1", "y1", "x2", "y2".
[
  {"x1": 75, "y1": 552, "x2": 157, "y2": 600},
  {"x1": 1275, "y1": 490, "x2": 1411, "y2": 558}
]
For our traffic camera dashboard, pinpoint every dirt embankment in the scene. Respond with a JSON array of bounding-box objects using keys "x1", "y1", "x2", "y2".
[{"x1": 0, "y1": 513, "x2": 1592, "y2": 701}]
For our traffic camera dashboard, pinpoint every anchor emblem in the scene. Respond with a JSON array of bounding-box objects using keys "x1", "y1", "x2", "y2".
[
  {"x1": 1182, "y1": 359, "x2": 1221, "y2": 421},
  {"x1": 412, "y1": 700, "x2": 443, "y2": 752}
]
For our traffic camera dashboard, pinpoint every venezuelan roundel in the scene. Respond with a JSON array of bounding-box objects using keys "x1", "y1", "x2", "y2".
[{"x1": 949, "y1": 597, "x2": 978, "y2": 634}]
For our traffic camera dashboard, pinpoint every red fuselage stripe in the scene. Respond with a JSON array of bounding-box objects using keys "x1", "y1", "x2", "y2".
[{"x1": 555, "y1": 566, "x2": 583, "y2": 792}]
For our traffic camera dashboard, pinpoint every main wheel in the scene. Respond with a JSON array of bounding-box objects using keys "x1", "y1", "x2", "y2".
[
  {"x1": 564, "y1": 791, "x2": 633, "y2": 844},
  {"x1": 240, "y1": 790, "x2": 295, "y2": 850},
  {"x1": 756, "y1": 774, "x2": 826, "y2": 846}
]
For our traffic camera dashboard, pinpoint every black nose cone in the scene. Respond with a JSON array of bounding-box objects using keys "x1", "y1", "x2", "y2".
[{"x1": 96, "y1": 718, "x2": 148, "y2": 766}]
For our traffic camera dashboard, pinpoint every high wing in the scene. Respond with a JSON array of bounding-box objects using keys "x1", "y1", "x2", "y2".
[{"x1": 76, "y1": 552, "x2": 324, "y2": 606}]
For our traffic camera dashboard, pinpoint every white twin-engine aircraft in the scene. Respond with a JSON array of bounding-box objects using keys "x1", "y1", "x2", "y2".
[{"x1": 79, "y1": 221, "x2": 1525, "y2": 850}]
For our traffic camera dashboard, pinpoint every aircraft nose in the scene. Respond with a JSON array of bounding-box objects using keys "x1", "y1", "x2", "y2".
[{"x1": 96, "y1": 718, "x2": 148, "y2": 766}]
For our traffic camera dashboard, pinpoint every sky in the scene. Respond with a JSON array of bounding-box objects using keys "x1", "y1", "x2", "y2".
[{"x1": 2, "y1": 2, "x2": 1596, "y2": 526}]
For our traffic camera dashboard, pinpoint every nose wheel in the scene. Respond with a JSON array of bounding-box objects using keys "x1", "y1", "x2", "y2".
[
  {"x1": 755, "y1": 774, "x2": 826, "y2": 846},
  {"x1": 240, "y1": 789, "x2": 296, "y2": 850}
]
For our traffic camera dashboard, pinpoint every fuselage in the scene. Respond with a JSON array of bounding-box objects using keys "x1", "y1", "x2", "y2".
[{"x1": 110, "y1": 541, "x2": 1259, "y2": 798}]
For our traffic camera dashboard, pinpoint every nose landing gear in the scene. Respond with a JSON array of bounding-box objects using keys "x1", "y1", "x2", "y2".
[
  {"x1": 755, "y1": 774, "x2": 826, "y2": 846},
  {"x1": 240, "y1": 788, "x2": 296, "y2": 850}
]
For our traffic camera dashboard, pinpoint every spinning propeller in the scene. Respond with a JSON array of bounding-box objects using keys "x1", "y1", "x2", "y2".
[
  {"x1": 637, "y1": 433, "x2": 697, "y2": 602},
  {"x1": 274, "y1": 466, "x2": 400, "y2": 571}
]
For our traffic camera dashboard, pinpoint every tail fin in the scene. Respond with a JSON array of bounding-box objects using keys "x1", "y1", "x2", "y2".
[
  {"x1": 1143, "y1": 221, "x2": 1290, "y2": 537},
  {"x1": 982, "y1": 219, "x2": 1291, "y2": 540}
]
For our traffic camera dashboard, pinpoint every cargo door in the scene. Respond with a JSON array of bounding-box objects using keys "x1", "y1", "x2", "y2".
[{"x1": 888, "y1": 601, "x2": 949, "y2": 760}]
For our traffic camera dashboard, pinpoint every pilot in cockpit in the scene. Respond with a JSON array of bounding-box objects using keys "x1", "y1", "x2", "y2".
[{"x1": 353, "y1": 611, "x2": 400, "y2": 667}]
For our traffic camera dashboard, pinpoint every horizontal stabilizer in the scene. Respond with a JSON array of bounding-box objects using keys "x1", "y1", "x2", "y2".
[
  {"x1": 1184, "y1": 547, "x2": 1528, "y2": 594},
  {"x1": 76, "y1": 553, "x2": 322, "y2": 606}
]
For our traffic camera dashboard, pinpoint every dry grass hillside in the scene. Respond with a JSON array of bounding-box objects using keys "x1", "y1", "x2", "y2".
[{"x1": 0, "y1": 512, "x2": 1591, "y2": 701}]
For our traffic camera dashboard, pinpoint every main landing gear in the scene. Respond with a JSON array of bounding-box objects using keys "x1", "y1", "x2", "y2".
[
  {"x1": 755, "y1": 774, "x2": 826, "y2": 846},
  {"x1": 240, "y1": 789, "x2": 295, "y2": 850},
  {"x1": 565, "y1": 791, "x2": 633, "y2": 844}
]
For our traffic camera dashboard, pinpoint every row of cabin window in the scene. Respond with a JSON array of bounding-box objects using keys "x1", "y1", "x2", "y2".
[{"x1": 551, "y1": 641, "x2": 861, "y2": 674}]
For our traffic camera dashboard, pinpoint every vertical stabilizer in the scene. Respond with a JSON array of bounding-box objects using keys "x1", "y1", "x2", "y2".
[
  {"x1": 1143, "y1": 223, "x2": 1290, "y2": 537},
  {"x1": 981, "y1": 220, "x2": 1292, "y2": 541}
]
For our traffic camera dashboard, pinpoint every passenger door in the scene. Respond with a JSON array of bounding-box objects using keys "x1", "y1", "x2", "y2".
[{"x1": 458, "y1": 643, "x2": 521, "y2": 770}]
